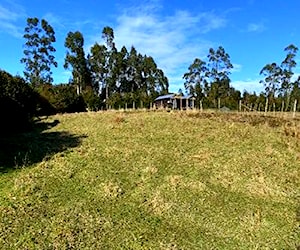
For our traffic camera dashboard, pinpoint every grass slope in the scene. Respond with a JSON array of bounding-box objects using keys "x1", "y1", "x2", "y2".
[{"x1": 0, "y1": 111, "x2": 299, "y2": 249}]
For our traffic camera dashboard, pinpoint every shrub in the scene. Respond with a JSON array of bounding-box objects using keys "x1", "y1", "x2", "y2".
[{"x1": 0, "y1": 70, "x2": 37, "y2": 133}]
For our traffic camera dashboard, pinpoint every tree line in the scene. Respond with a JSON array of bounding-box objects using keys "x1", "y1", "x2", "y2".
[
  {"x1": 1, "y1": 17, "x2": 300, "y2": 133},
  {"x1": 21, "y1": 18, "x2": 169, "y2": 112},
  {"x1": 184, "y1": 44, "x2": 300, "y2": 111}
]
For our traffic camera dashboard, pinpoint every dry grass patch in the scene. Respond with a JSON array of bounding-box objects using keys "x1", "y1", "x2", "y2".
[
  {"x1": 245, "y1": 173, "x2": 286, "y2": 198},
  {"x1": 143, "y1": 190, "x2": 172, "y2": 215},
  {"x1": 102, "y1": 181, "x2": 124, "y2": 198},
  {"x1": 166, "y1": 175, "x2": 206, "y2": 192}
]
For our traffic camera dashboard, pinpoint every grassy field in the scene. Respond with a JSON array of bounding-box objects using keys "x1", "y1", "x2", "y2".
[{"x1": 0, "y1": 110, "x2": 299, "y2": 249}]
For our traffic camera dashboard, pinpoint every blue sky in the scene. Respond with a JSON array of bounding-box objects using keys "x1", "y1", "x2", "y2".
[{"x1": 1, "y1": 0, "x2": 300, "y2": 93}]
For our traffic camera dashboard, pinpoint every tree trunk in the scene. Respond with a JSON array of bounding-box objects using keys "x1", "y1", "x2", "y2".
[
  {"x1": 106, "y1": 85, "x2": 108, "y2": 110},
  {"x1": 265, "y1": 97, "x2": 268, "y2": 114},
  {"x1": 281, "y1": 100, "x2": 284, "y2": 112},
  {"x1": 293, "y1": 99, "x2": 297, "y2": 118}
]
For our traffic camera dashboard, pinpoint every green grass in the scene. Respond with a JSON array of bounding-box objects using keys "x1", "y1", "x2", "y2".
[{"x1": 0, "y1": 111, "x2": 299, "y2": 249}]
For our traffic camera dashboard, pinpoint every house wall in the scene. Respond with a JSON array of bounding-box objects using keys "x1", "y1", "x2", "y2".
[
  {"x1": 155, "y1": 99, "x2": 172, "y2": 108},
  {"x1": 155, "y1": 97, "x2": 195, "y2": 109}
]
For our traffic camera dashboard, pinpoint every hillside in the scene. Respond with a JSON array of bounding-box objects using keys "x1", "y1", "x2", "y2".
[{"x1": 0, "y1": 111, "x2": 299, "y2": 249}]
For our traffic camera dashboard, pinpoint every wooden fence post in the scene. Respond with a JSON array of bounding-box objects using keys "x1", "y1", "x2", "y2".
[
  {"x1": 293, "y1": 99, "x2": 298, "y2": 118},
  {"x1": 265, "y1": 98, "x2": 268, "y2": 115},
  {"x1": 180, "y1": 97, "x2": 182, "y2": 111}
]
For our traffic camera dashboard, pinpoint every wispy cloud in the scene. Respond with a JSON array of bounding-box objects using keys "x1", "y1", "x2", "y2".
[
  {"x1": 43, "y1": 12, "x2": 66, "y2": 30},
  {"x1": 247, "y1": 22, "x2": 265, "y2": 33},
  {"x1": 111, "y1": 2, "x2": 227, "y2": 91},
  {"x1": 231, "y1": 78, "x2": 263, "y2": 93},
  {"x1": 232, "y1": 63, "x2": 242, "y2": 73},
  {"x1": 0, "y1": 2, "x2": 25, "y2": 37}
]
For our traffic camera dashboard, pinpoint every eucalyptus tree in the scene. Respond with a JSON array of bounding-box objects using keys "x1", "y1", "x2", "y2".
[
  {"x1": 116, "y1": 46, "x2": 129, "y2": 93},
  {"x1": 126, "y1": 48, "x2": 168, "y2": 103},
  {"x1": 101, "y1": 26, "x2": 117, "y2": 107},
  {"x1": 260, "y1": 62, "x2": 282, "y2": 98},
  {"x1": 141, "y1": 56, "x2": 169, "y2": 101},
  {"x1": 21, "y1": 17, "x2": 57, "y2": 87},
  {"x1": 89, "y1": 43, "x2": 108, "y2": 95},
  {"x1": 153, "y1": 68, "x2": 169, "y2": 94},
  {"x1": 280, "y1": 44, "x2": 298, "y2": 110},
  {"x1": 183, "y1": 58, "x2": 207, "y2": 105},
  {"x1": 126, "y1": 46, "x2": 139, "y2": 92},
  {"x1": 206, "y1": 46, "x2": 233, "y2": 106},
  {"x1": 89, "y1": 26, "x2": 169, "y2": 108},
  {"x1": 64, "y1": 31, "x2": 91, "y2": 94},
  {"x1": 291, "y1": 77, "x2": 300, "y2": 106}
]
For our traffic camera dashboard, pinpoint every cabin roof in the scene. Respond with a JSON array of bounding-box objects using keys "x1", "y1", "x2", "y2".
[
  {"x1": 155, "y1": 93, "x2": 195, "y2": 101},
  {"x1": 155, "y1": 94, "x2": 175, "y2": 101}
]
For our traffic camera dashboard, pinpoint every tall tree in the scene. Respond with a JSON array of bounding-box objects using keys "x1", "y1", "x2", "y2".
[
  {"x1": 89, "y1": 43, "x2": 108, "y2": 95},
  {"x1": 89, "y1": 27, "x2": 168, "y2": 108},
  {"x1": 206, "y1": 46, "x2": 233, "y2": 106},
  {"x1": 280, "y1": 44, "x2": 298, "y2": 110},
  {"x1": 102, "y1": 26, "x2": 115, "y2": 50},
  {"x1": 260, "y1": 62, "x2": 282, "y2": 98},
  {"x1": 150, "y1": 63, "x2": 169, "y2": 95},
  {"x1": 64, "y1": 31, "x2": 91, "y2": 94},
  {"x1": 101, "y1": 26, "x2": 117, "y2": 108},
  {"x1": 141, "y1": 55, "x2": 168, "y2": 99},
  {"x1": 115, "y1": 46, "x2": 129, "y2": 92},
  {"x1": 183, "y1": 58, "x2": 207, "y2": 96},
  {"x1": 207, "y1": 47, "x2": 233, "y2": 84},
  {"x1": 126, "y1": 46, "x2": 139, "y2": 92},
  {"x1": 21, "y1": 17, "x2": 57, "y2": 87}
]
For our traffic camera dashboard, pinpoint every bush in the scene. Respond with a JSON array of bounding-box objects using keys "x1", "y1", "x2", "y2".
[
  {"x1": 48, "y1": 84, "x2": 86, "y2": 113},
  {"x1": 0, "y1": 70, "x2": 37, "y2": 133},
  {"x1": 82, "y1": 87, "x2": 102, "y2": 111}
]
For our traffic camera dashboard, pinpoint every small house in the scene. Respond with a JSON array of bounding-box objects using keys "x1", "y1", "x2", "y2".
[{"x1": 154, "y1": 93, "x2": 195, "y2": 109}]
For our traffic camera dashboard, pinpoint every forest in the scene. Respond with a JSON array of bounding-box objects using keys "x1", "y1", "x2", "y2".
[{"x1": 1, "y1": 17, "x2": 300, "y2": 133}]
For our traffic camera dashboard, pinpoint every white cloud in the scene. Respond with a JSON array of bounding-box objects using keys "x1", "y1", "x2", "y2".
[
  {"x1": 291, "y1": 72, "x2": 300, "y2": 82},
  {"x1": 232, "y1": 63, "x2": 242, "y2": 73},
  {"x1": 231, "y1": 79, "x2": 263, "y2": 93},
  {"x1": 43, "y1": 13, "x2": 66, "y2": 30},
  {"x1": 247, "y1": 22, "x2": 265, "y2": 33},
  {"x1": 110, "y1": 3, "x2": 226, "y2": 92},
  {"x1": 0, "y1": 5, "x2": 19, "y2": 21},
  {"x1": 0, "y1": 2, "x2": 25, "y2": 37}
]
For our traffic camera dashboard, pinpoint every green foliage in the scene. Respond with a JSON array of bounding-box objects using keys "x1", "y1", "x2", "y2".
[
  {"x1": 0, "y1": 70, "x2": 37, "y2": 133},
  {"x1": 89, "y1": 28, "x2": 168, "y2": 109},
  {"x1": 184, "y1": 47, "x2": 238, "y2": 109},
  {"x1": 259, "y1": 44, "x2": 300, "y2": 111},
  {"x1": 45, "y1": 84, "x2": 86, "y2": 113},
  {"x1": 260, "y1": 62, "x2": 282, "y2": 97},
  {"x1": 64, "y1": 31, "x2": 92, "y2": 92},
  {"x1": 21, "y1": 17, "x2": 57, "y2": 87},
  {"x1": 81, "y1": 87, "x2": 102, "y2": 111}
]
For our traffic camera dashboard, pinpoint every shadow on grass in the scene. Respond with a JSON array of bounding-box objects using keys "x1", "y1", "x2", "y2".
[{"x1": 0, "y1": 119, "x2": 87, "y2": 173}]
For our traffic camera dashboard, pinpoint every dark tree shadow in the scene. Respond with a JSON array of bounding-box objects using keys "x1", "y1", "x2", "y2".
[{"x1": 0, "y1": 119, "x2": 87, "y2": 173}]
